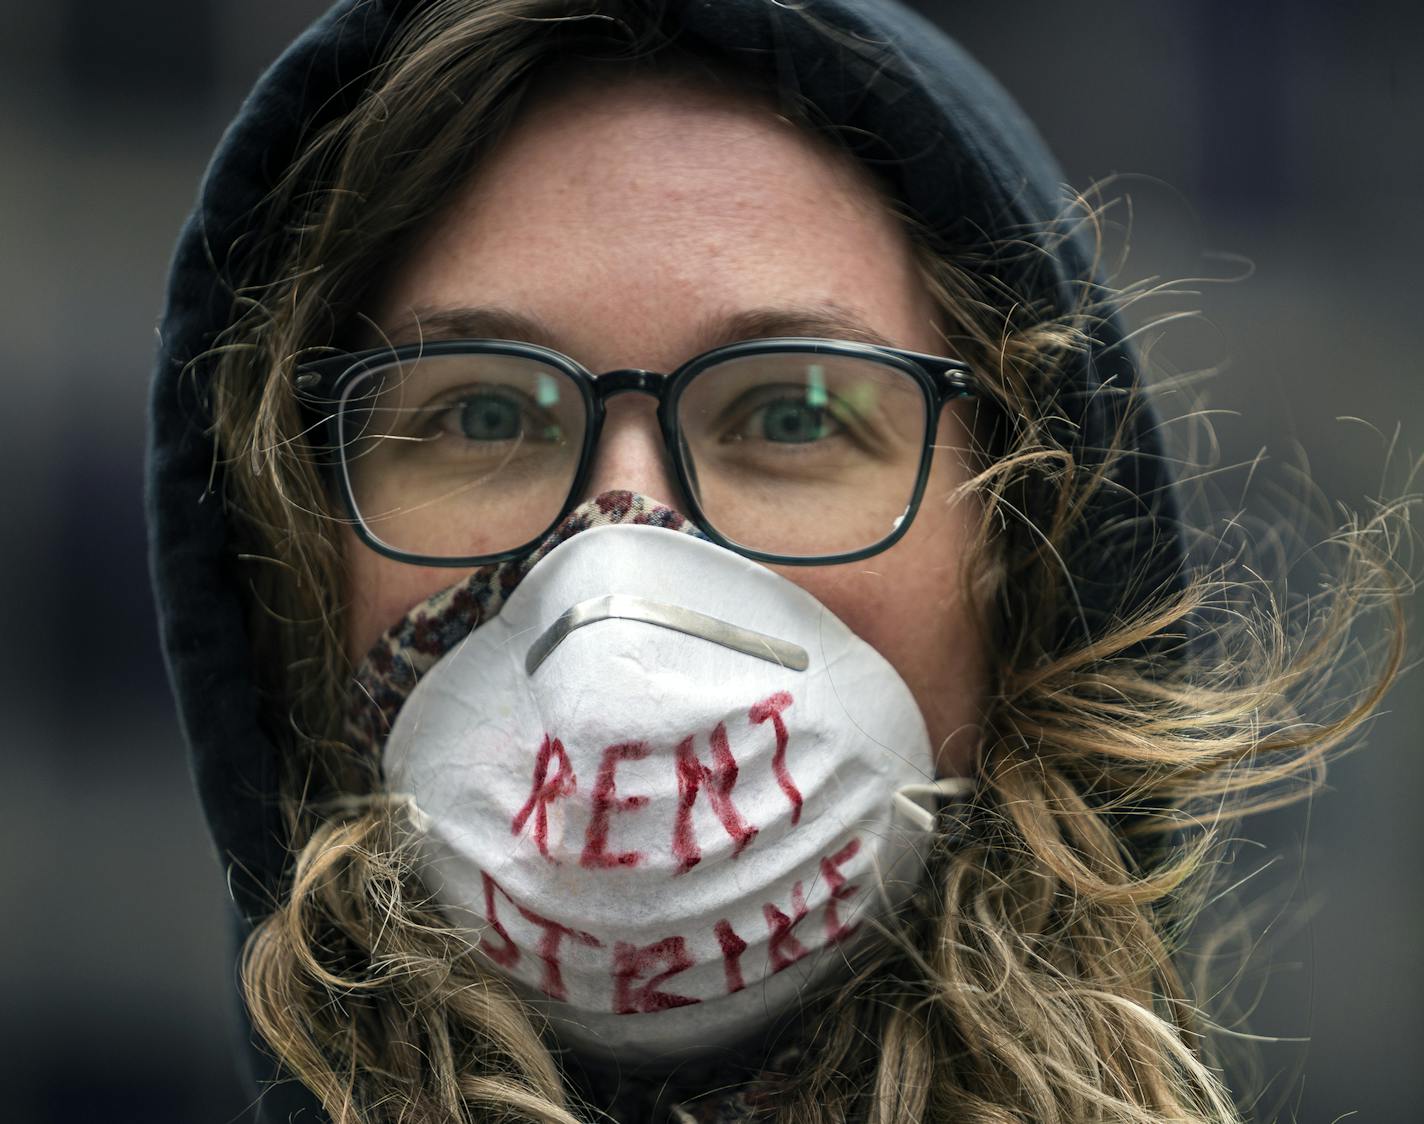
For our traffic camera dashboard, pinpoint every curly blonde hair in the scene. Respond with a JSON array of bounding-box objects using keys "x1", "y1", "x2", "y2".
[{"x1": 200, "y1": 2, "x2": 1410, "y2": 1120}]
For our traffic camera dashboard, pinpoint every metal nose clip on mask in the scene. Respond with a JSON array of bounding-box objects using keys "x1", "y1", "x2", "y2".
[
  {"x1": 382, "y1": 521, "x2": 969, "y2": 1059},
  {"x1": 524, "y1": 593, "x2": 812, "y2": 675}
]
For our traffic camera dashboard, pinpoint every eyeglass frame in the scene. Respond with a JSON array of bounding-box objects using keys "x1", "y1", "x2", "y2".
[{"x1": 295, "y1": 335, "x2": 978, "y2": 568}]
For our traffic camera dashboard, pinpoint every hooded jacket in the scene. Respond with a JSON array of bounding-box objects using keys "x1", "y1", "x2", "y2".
[{"x1": 148, "y1": 1, "x2": 1186, "y2": 1118}]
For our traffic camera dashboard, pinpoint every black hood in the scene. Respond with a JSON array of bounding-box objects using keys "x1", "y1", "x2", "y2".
[{"x1": 148, "y1": 0, "x2": 1184, "y2": 1113}]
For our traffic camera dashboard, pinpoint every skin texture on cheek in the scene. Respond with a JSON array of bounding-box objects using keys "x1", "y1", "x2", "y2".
[{"x1": 343, "y1": 72, "x2": 987, "y2": 775}]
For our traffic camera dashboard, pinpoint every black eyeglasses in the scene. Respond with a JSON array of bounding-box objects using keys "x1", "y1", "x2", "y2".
[{"x1": 296, "y1": 336, "x2": 977, "y2": 567}]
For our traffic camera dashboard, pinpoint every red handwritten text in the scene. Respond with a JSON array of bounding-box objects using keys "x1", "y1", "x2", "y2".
[
  {"x1": 819, "y1": 837, "x2": 861, "y2": 943},
  {"x1": 714, "y1": 918, "x2": 749, "y2": 994},
  {"x1": 763, "y1": 880, "x2": 811, "y2": 972},
  {"x1": 511, "y1": 692, "x2": 803, "y2": 867},
  {"x1": 476, "y1": 835, "x2": 864, "y2": 1009},
  {"x1": 613, "y1": 936, "x2": 699, "y2": 1013},
  {"x1": 580, "y1": 741, "x2": 652, "y2": 869},
  {"x1": 749, "y1": 691, "x2": 802, "y2": 823},
  {"x1": 673, "y1": 723, "x2": 758, "y2": 872},
  {"x1": 480, "y1": 871, "x2": 602, "y2": 1001},
  {"x1": 511, "y1": 734, "x2": 576, "y2": 861}
]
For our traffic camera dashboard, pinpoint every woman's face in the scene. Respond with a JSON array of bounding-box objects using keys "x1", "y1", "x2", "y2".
[{"x1": 346, "y1": 71, "x2": 986, "y2": 774}]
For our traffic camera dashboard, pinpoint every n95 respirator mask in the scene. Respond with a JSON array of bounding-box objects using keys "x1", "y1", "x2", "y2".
[{"x1": 350, "y1": 494, "x2": 966, "y2": 1059}]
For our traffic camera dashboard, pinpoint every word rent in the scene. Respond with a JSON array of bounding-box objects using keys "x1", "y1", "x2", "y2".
[{"x1": 511, "y1": 690, "x2": 802, "y2": 871}]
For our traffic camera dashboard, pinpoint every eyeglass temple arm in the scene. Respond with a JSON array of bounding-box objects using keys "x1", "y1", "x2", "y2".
[
  {"x1": 292, "y1": 352, "x2": 361, "y2": 397},
  {"x1": 892, "y1": 349, "x2": 976, "y2": 400}
]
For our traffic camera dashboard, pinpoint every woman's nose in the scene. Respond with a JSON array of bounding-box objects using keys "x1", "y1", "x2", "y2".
[{"x1": 579, "y1": 394, "x2": 690, "y2": 511}]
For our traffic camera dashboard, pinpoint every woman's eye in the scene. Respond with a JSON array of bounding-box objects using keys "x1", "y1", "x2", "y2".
[
  {"x1": 446, "y1": 392, "x2": 524, "y2": 441},
  {"x1": 755, "y1": 398, "x2": 839, "y2": 443}
]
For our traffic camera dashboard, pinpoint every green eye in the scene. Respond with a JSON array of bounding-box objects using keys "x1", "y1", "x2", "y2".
[
  {"x1": 759, "y1": 399, "x2": 834, "y2": 443},
  {"x1": 458, "y1": 393, "x2": 522, "y2": 441}
]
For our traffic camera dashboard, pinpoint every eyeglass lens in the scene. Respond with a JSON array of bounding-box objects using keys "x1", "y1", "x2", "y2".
[{"x1": 338, "y1": 349, "x2": 931, "y2": 561}]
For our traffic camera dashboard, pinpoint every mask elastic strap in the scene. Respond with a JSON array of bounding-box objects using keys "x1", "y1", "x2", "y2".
[{"x1": 892, "y1": 775, "x2": 977, "y2": 833}]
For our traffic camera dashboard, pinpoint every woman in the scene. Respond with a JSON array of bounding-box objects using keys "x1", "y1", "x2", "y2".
[{"x1": 148, "y1": 1, "x2": 1406, "y2": 1121}]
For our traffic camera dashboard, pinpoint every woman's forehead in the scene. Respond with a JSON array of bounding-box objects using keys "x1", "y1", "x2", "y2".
[{"x1": 370, "y1": 70, "x2": 941, "y2": 368}]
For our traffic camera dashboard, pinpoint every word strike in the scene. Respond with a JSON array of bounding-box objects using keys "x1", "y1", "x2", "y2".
[{"x1": 478, "y1": 836, "x2": 863, "y2": 1011}]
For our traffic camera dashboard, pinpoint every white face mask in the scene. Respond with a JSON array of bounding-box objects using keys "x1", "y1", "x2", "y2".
[{"x1": 377, "y1": 514, "x2": 969, "y2": 1060}]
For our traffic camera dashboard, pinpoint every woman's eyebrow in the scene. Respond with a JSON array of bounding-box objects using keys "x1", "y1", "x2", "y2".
[
  {"x1": 380, "y1": 306, "x2": 560, "y2": 348},
  {"x1": 379, "y1": 301, "x2": 897, "y2": 353},
  {"x1": 696, "y1": 303, "x2": 897, "y2": 351}
]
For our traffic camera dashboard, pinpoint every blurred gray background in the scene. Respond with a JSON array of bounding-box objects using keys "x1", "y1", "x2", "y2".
[{"x1": 1, "y1": 1, "x2": 1419, "y2": 1121}]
